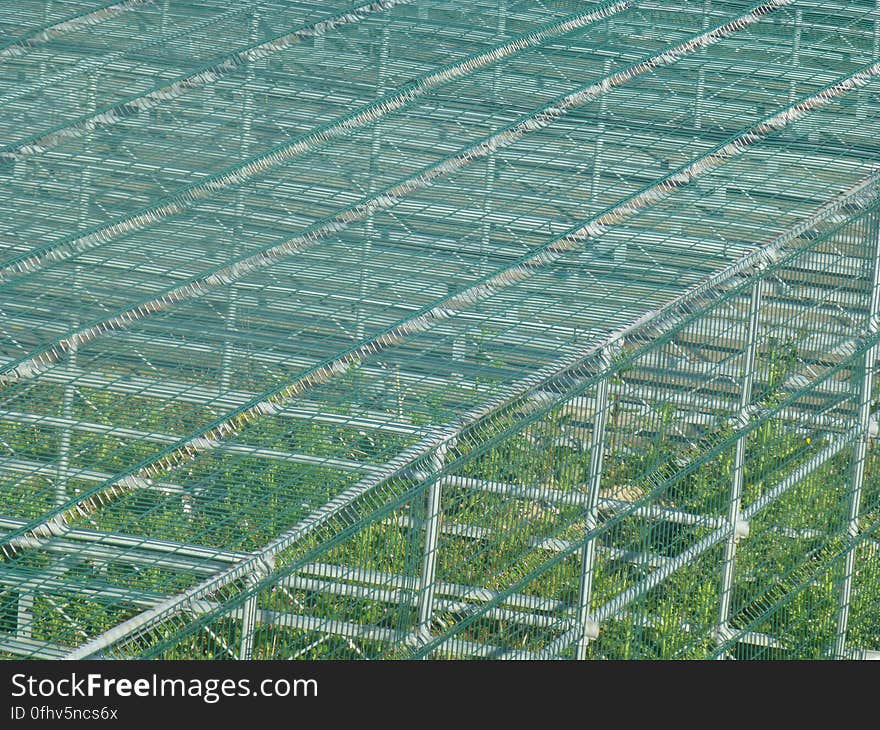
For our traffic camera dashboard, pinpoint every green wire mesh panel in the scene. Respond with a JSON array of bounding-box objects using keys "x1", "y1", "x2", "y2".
[{"x1": 0, "y1": 0, "x2": 878, "y2": 660}]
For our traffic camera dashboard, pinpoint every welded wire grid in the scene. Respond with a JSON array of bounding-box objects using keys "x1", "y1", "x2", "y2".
[{"x1": 0, "y1": 0, "x2": 878, "y2": 660}]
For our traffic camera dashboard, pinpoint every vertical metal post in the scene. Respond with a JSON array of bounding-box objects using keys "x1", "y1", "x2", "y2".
[
  {"x1": 478, "y1": 0, "x2": 506, "y2": 274},
  {"x1": 575, "y1": 351, "x2": 612, "y2": 659},
  {"x1": 355, "y1": 22, "x2": 389, "y2": 342},
  {"x1": 16, "y1": 0, "x2": 58, "y2": 641},
  {"x1": 208, "y1": 9, "x2": 260, "y2": 524},
  {"x1": 16, "y1": 593, "x2": 34, "y2": 639},
  {"x1": 416, "y1": 443, "x2": 449, "y2": 637},
  {"x1": 791, "y1": 8, "x2": 802, "y2": 64},
  {"x1": 37, "y1": 1, "x2": 53, "y2": 86},
  {"x1": 694, "y1": 0, "x2": 711, "y2": 130},
  {"x1": 239, "y1": 575, "x2": 259, "y2": 660},
  {"x1": 451, "y1": 337, "x2": 466, "y2": 381},
  {"x1": 452, "y1": 1, "x2": 508, "y2": 380},
  {"x1": 833, "y1": 211, "x2": 880, "y2": 659},
  {"x1": 785, "y1": 9, "x2": 803, "y2": 131},
  {"x1": 54, "y1": 76, "x2": 96, "y2": 508},
  {"x1": 589, "y1": 60, "x2": 613, "y2": 206},
  {"x1": 160, "y1": 0, "x2": 170, "y2": 34},
  {"x1": 716, "y1": 276, "x2": 763, "y2": 656},
  {"x1": 56, "y1": 344, "x2": 78, "y2": 508},
  {"x1": 55, "y1": 331, "x2": 78, "y2": 491},
  {"x1": 219, "y1": 11, "x2": 259, "y2": 392},
  {"x1": 875, "y1": 0, "x2": 880, "y2": 61},
  {"x1": 24, "y1": 27, "x2": 89, "y2": 642}
]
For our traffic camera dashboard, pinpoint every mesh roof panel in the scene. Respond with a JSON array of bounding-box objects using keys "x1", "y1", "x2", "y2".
[{"x1": 0, "y1": 0, "x2": 879, "y2": 659}]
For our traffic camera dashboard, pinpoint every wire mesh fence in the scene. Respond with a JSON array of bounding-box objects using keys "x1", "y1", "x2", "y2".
[{"x1": 0, "y1": 0, "x2": 878, "y2": 660}]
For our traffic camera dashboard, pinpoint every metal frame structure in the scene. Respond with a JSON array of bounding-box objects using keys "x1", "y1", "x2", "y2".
[{"x1": 0, "y1": 0, "x2": 879, "y2": 660}]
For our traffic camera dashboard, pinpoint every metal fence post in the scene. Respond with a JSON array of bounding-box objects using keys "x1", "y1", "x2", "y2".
[
  {"x1": 355, "y1": 22, "x2": 389, "y2": 342},
  {"x1": 416, "y1": 442, "x2": 451, "y2": 638},
  {"x1": 478, "y1": 0, "x2": 506, "y2": 274},
  {"x1": 716, "y1": 276, "x2": 763, "y2": 656},
  {"x1": 575, "y1": 351, "x2": 612, "y2": 659},
  {"x1": 55, "y1": 74, "x2": 96, "y2": 507},
  {"x1": 875, "y1": 0, "x2": 879, "y2": 61},
  {"x1": 219, "y1": 10, "x2": 259, "y2": 392},
  {"x1": 833, "y1": 210, "x2": 880, "y2": 659},
  {"x1": 16, "y1": 592, "x2": 34, "y2": 640},
  {"x1": 232, "y1": 12, "x2": 265, "y2": 659},
  {"x1": 239, "y1": 575, "x2": 260, "y2": 660},
  {"x1": 590, "y1": 60, "x2": 613, "y2": 206},
  {"x1": 785, "y1": 9, "x2": 803, "y2": 135},
  {"x1": 160, "y1": 0, "x2": 170, "y2": 33},
  {"x1": 694, "y1": 0, "x2": 711, "y2": 129}
]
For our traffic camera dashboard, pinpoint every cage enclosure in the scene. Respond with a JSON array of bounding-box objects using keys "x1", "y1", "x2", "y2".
[{"x1": 0, "y1": 0, "x2": 879, "y2": 660}]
